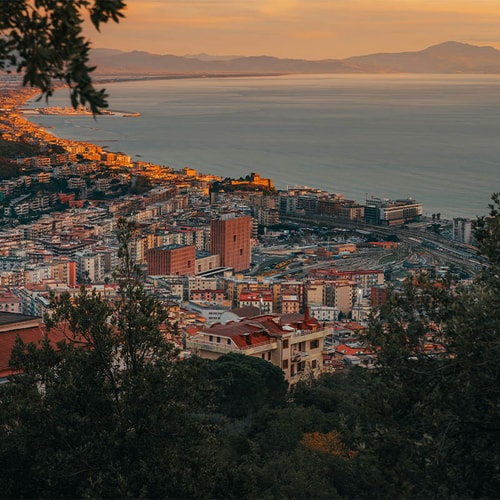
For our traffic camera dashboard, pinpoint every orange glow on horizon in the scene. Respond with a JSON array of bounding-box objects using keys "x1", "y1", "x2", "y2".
[{"x1": 85, "y1": 0, "x2": 500, "y2": 59}]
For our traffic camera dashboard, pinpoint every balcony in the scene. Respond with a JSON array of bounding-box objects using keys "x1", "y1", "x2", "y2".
[
  {"x1": 291, "y1": 327, "x2": 333, "y2": 339},
  {"x1": 290, "y1": 352, "x2": 309, "y2": 363},
  {"x1": 290, "y1": 330, "x2": 331, "y2": 350},
  {"x1": 186, "y1": 337, "x2": 277, "y2": 356}
]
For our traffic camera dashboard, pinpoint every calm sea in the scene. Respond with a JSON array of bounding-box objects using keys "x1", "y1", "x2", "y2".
[{"x1": 25, "y1": 74, "x2": 500, "y2": 219}]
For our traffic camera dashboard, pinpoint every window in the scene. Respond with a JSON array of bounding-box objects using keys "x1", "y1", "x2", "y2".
[
  {"x1": 227, "y1": 339, "x2": 231, "y2": 345},
  {"x1": 283, "y1": 339, "x2": 289, "y2": 349},
  {"x1": 233, "y1": 235, "x2": 237, "y2": 242},
  {"x1": 240, "y1": 248, "x2": 243, "y2": 255},
  {"x1": 282, "y1": 359, "x2": 289, "y2": 370},
  {"x1": 267, "y1": 352, "x2": 271, "y2": 360},
  {"x1": 312, "y1": 359, "x2": 317, "y2": 369},
  {"x1": 209, "y1": 335, "x2": 213, "y2": 342},
  {"x1": 216, "y1": 336, "x2": 221, "y2": 343},
  {"x1": 310, "y1": 339, "x2": 319, "y2": 349}
]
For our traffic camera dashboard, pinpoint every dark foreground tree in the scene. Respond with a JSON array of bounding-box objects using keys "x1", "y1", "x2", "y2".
[
  {"x1": 0, "y1": 219, "x2": 219, "y2": 498},
  {"x1": 0, "y1": 0, "x2": 126, "y2": 113},
  {"x1": 0, "y1": 197, "x2": 498, "y2": 499},
  {"x1": 336, "y1": 194, "x2": 500, "y2": 498},
  {"x1": 208, "y1": 352, "x2": 288, "y2": 418}
]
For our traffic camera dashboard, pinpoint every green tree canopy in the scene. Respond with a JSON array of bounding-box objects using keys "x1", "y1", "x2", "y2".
[
  {"x1": 0, "y1": 197, "x2": 498, "y2": 498},
  {"x1": 0, "y1": 0, "x2": 126, "y2": 113},
  {"x1": 208, "y1": 352, "x2": 288, "y2": 418},
  {"x1": 0, "y1": 219, "x2": 220, "y2": 498},
  {"x1": 346, "y1": 193, "x2": 500, "y2": 498}
]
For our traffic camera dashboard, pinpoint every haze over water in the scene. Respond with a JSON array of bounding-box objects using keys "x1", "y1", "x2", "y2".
[{"x1": 26, "y1": 74, "x2": 500, "y2": 219}]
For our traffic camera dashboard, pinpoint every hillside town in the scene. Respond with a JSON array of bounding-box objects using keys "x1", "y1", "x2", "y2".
[{"x1": 0, "y1": 86, "x2": 480, "y2": 383}]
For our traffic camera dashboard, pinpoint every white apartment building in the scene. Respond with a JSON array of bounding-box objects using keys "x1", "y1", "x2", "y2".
[
  {"x1": 309, "y1": 305, "x2": 339, "y2": 322},
  {"x1": 75, "y1": 251, "x2": 105, "y2": 283}
]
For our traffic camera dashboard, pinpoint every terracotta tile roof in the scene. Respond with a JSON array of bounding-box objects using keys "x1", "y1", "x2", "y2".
[
  {"x1": 334, "y1": 344, "x2": 373, "y2": 356},
  {"x1": 342, "y1": 321, "x2": 366, "y2": 331},
  {"x1": 201, "y1": 320, "x2": 274, "y2": 349},
  {"x1": 279, "y1": 313, "x2": 304, "y2": 324},
  {"x1": 279, "y1": 312, "x2": 320, "y2": 331},
  {"x1": 0, "y1": 325, "x2": 66, "y2": 379},
  {"x1": 258, "y1": 318, "x2": 287, "y2": 335},
  {"x1": 184, "y1": 325, "x2": 200, "y2": 336},
  {"x1": 231, "y1": 331, "x2": 272, "y2": 349}
]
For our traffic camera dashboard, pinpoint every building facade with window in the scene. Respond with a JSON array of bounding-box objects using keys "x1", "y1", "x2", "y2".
[
  {"x1": 146, "y1": 244, "x2": 196, "y2": 276},
  {"x1": 210, "y1": 215, "x2": 251, "y2": 272},
  {"x1": 186, "y1": 310, "x2": 332, "y2": 383}
]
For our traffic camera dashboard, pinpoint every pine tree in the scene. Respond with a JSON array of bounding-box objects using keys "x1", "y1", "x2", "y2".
[
  {"x1": 0, "y1": 219, "x2": 218, "y2": 498},
  {"x1": 356, "y1": 194, "x2": 500, "y2": 498}
]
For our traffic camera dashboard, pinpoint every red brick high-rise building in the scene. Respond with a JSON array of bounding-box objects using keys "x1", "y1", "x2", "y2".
[
  {"x1": 210, "y1": 215, "x2": 251, "y2": 272},
  {"x1": 146, "y1": 244, "x2": 196, "y2": 276}
]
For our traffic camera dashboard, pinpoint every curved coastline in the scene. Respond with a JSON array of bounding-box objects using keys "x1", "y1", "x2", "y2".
[
  {"x1": 8, "y1": 75, "x2": 500, "y2": 220},
  {"x1": 5, "y1": 88, "x2": 115, "y2": 155}
]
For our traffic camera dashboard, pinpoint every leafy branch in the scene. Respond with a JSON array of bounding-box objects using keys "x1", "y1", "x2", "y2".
[{"x1": 0, "y1": 0, "x2": 126, "y2": 114}]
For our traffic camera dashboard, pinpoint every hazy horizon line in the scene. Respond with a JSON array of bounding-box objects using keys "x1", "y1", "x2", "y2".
[{"x1": 91, "y1": 40, "x2": 498, "y2": 61}]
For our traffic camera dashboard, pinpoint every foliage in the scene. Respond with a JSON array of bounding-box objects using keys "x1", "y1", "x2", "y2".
[
  {"x1": 0, "y1": 219, "x2": 219, "y2": 498},
  {"x1": 474, "y1": 192, "x2": 500, "y2": 266},
  {"x1": 287, "y1": 194, "x2": 500, "y2": 499},
  {"x1": 350, "y1": 193, "x2": 500, "y2": 498},
  {"x1": 208, "y1": 352, "x2": 287, "y2": 418},
  {"x1": 0, "y1": 198, "x2": 498, "y2": 498},
  {"x1": 301, "y1": 430, "x2": 358, "y2": 459},
  {"x1": 293, "y1": 367, "x2": 371, "y2": 421},
  {"x1": 0, "y1": 157, "x2": 21, "y2": 179},
  {"x1": 212, "y1": 405, "x2": 347, "y2": 499},
  {"x1": 0, "y1": 0, "x2": 126, "y2": 113},
  {"x1": 0, "y1": 137, "x2": 40, "y2": 159}
]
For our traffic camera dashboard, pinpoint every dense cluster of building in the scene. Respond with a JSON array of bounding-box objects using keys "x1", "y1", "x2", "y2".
[{"x1": 0, "y1": 88, "x2": 468, "y2": 382}]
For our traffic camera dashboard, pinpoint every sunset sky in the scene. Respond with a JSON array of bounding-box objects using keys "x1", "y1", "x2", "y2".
[{"x1": 88, "y1": 0, "x2": 500, "y2": 59}]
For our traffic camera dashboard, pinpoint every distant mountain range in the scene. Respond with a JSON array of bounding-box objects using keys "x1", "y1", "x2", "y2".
[{"x1": 90, "y1": 42, "x2": 500, "y2": 77}]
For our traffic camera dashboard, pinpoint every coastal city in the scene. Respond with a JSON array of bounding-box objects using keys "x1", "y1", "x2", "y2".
[
  {"x1": 0, "y1": 85, "x2": 484, "y2": 383},
  {"x1": 0, "y1": 0, "x2": 500, "y2": 500},
  {"x1": 2, "y1": 2, "x2": 498, "y2": 496}
]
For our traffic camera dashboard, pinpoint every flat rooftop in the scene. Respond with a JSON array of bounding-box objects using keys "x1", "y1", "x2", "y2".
[
  {"x1": 0, "y1": 312, "x2": 41, "y2": 327},
  {"x1": 196, "y1": 267, "x2": 233, "y2": 277}
]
